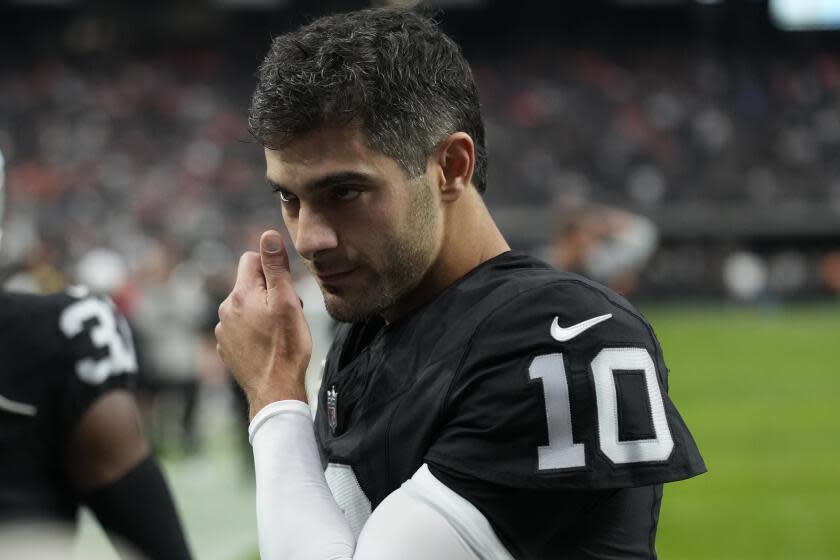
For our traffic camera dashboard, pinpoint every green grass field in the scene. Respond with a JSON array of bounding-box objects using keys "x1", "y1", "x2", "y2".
[
  {"x1": 75, "y1": 303, "x2": 840, "y2": 559},
  {"x1": 647, "y1": 304, "x2": 840, "y2": 560}
]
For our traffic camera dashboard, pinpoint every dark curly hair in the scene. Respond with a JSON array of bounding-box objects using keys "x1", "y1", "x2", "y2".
[{"x1": 248, "y1": 8, "x2": 487, "y2": 193}]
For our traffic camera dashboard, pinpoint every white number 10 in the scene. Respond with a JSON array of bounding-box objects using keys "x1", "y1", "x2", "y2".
[{"x1": 529, "y1": 348, "x2": 674, "y2": 470}]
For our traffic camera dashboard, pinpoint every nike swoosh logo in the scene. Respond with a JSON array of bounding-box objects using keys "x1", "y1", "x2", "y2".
[
  {"x1": 0, "y1": 393, "x2": 37, "y2": 417},
  {"x1": 550, "y1": 313, "x2": 613, "y2": 342}
]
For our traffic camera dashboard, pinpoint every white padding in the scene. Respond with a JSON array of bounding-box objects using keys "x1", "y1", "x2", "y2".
[{"x1": 325, "y1": 463, "x2": 372, "y2": 539}]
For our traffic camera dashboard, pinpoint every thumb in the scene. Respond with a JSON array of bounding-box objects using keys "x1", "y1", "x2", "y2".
[{"x1": 260, "y1": 230, "x2": 291, "y2": 290}]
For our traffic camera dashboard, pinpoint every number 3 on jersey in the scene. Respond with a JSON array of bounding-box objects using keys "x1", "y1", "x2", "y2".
[
  {"x1": 59, "y1": 297, "x2": 138, "y2": 385},
  {"x1": 529, "y1": 348, "x2": 674, "y2": 470}
]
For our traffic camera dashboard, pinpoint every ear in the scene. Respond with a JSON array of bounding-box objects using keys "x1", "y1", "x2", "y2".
[{"x1": 433, "y1": 132, "x2": 475, "y2": 202}]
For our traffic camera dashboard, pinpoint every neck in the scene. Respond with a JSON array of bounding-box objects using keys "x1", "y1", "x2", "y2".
[{"x1": 382, "y1": 188, "x2": 509, "y2": 323}]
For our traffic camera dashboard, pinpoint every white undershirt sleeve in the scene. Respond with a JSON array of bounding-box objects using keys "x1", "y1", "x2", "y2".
[
  {"x1": 248, "y1": 400, "x2": 514, "y2": 560},
  {"x1": 249, "y1": 400, "x2": 355, "y2": 560}
]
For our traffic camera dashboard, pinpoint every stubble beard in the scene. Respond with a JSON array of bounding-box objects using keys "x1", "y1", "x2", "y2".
[{"x1": 321, "y1": 180, "x2": 439, "y2": 323}]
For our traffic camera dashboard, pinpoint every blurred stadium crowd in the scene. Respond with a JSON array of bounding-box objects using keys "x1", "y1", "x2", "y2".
[
  {"x1": 2, "y1": 36, "x2": 840, "y2": 303},
  {"x1": 480, "y1": 48, "x2": 840, "y2": 208}
]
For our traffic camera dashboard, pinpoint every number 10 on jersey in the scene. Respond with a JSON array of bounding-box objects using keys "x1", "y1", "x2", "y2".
[{"x1": 529, "y1": 348, "x2": 674, "y2": 470}]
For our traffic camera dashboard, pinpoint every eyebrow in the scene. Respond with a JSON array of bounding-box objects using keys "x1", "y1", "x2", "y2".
[{"x1": 265, "y1": 171, "x2": 378, "y2": 195}]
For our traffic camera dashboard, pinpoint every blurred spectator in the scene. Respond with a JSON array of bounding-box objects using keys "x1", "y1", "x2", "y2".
[
  {"x1": 132, "y1": 240, "x2": 208, "y2": 454},
  {"x1": 548, "y1": 196, "x2": 659, "y2": 296},
  {"x1": 820, "y1": 251, "x2": 840, "y2": 294},
  {"x1": 3, "y1": 239, "x2": 65, "y2": 294},
  {"x1": 723, "y1": 251, "x2": 769, "y2": 302}
]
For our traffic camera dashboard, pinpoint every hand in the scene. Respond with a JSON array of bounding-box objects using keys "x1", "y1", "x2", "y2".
[{"x1": 216, "y1": 230, "x2": 312, "y2": 420}]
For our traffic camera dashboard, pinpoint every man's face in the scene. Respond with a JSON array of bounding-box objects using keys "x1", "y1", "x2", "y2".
[{"x1": 264, "y1": 127, "x2": 441, "y2": 322}]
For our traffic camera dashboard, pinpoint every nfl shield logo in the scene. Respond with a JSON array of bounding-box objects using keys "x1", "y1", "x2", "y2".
[{"x1": 327, "y1": 385, "x2": 338, "y2": 433}]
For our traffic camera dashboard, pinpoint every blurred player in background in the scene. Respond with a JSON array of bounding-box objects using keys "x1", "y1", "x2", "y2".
[
  {"x1": 216, "y1": 8, "x2": 705, "y2": 560},
  {"x1": 550, "y1": 196, "x2": 659, "y2": 296},
  {"x1": 0, "y1": 149, "x2": 192, "y2": 559}
]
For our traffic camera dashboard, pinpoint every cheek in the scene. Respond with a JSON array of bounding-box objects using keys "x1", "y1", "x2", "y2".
[
  {"x1": 336, "y1": 207, "x2": 386, "y2": 247},
  {"x1": 364, "y1": 214, "x2": 404, "y2": 253}
]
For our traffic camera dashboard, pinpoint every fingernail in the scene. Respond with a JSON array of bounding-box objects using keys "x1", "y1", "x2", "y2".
[{"x1": 263, "y1": 237, "x2": 282, "y2": 254}]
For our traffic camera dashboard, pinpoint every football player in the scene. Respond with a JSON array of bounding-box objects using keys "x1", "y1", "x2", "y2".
[
  {"x1": 0, "y1": 149, "x2": 192, "y2": 559},
  {"x1": 215, "y1": 8, "x2": 706, "y2": 559}
]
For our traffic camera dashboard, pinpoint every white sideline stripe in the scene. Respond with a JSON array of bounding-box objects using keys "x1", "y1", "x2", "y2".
[{"x1": 0, "y1": 393, "x2": 37, "y2": 417}]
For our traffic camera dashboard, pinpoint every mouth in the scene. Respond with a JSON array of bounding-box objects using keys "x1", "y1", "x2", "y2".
[{"x1": 315, "y1": 268, "x2": 357, "y2": 286}]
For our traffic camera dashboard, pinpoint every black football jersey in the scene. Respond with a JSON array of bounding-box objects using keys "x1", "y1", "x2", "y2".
[
  {"x1": 0, "y1": 288, "x2": 137, "y2": 525},
  {"x1": 315, "y1": 251, "x2": 705, "y2": 559}
]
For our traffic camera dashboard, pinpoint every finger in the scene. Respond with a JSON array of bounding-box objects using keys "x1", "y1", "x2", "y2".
[
  {"x1": 260, "y1": 230, "x2": 292, "y2": 296},
  {"x1": 235, "y1": 251, "x2": 265, "y2": 291}
]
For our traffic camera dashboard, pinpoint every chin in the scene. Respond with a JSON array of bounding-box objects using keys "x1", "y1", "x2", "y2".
[{"x1": 323, "y1": 294, "x2": 379, "y2": 323}]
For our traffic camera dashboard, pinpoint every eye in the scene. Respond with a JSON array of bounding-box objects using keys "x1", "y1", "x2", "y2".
[
  {"x1": 333, "y1": 187, "x2": 361, "y2": 201},
  {"x1": 275, "y1": 188, "x2": 298, "y2": 204}
]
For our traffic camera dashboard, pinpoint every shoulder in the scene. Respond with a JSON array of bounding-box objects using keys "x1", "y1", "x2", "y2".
[
  {"x1": 1, "y1": 287, "x2": 137, "y2": 392},
  {"x1": 424, "y1": 255, "x2": 705, "y2": 489},
  {"x1": 0, "y1": 288, "x2": 77, "y2": 324},
  {"x1": 476, "y1": 269, "x2": 656, "y2": 359},
  {"x1": 1, "y1": 288, "x2": 140, "y2": 442},
  {"x1": 0, "y1": 289, "x2": 82, "y2": 364},
  {"x1": 448, "y1": 252, "x2": 656, "y2": 361},
  {"x1": 389, "y1": 252, "x2": 649, "y2": 366},
  {"x1": 0, "y1": 286, "x2": 125, "y2": 333}
]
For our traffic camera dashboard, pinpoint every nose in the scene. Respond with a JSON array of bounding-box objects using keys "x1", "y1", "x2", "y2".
[{"x1": 292, "y1": 205, "x2": 339, "y2": 261}]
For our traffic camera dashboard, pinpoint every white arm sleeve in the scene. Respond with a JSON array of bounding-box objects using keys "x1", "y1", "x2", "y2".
[
  {"x1": 249, "y1": 401, "x2": 354, "y2": 560},
  {"x1": 249, "y1": 401, "x2": 513, "y2": 560}
]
